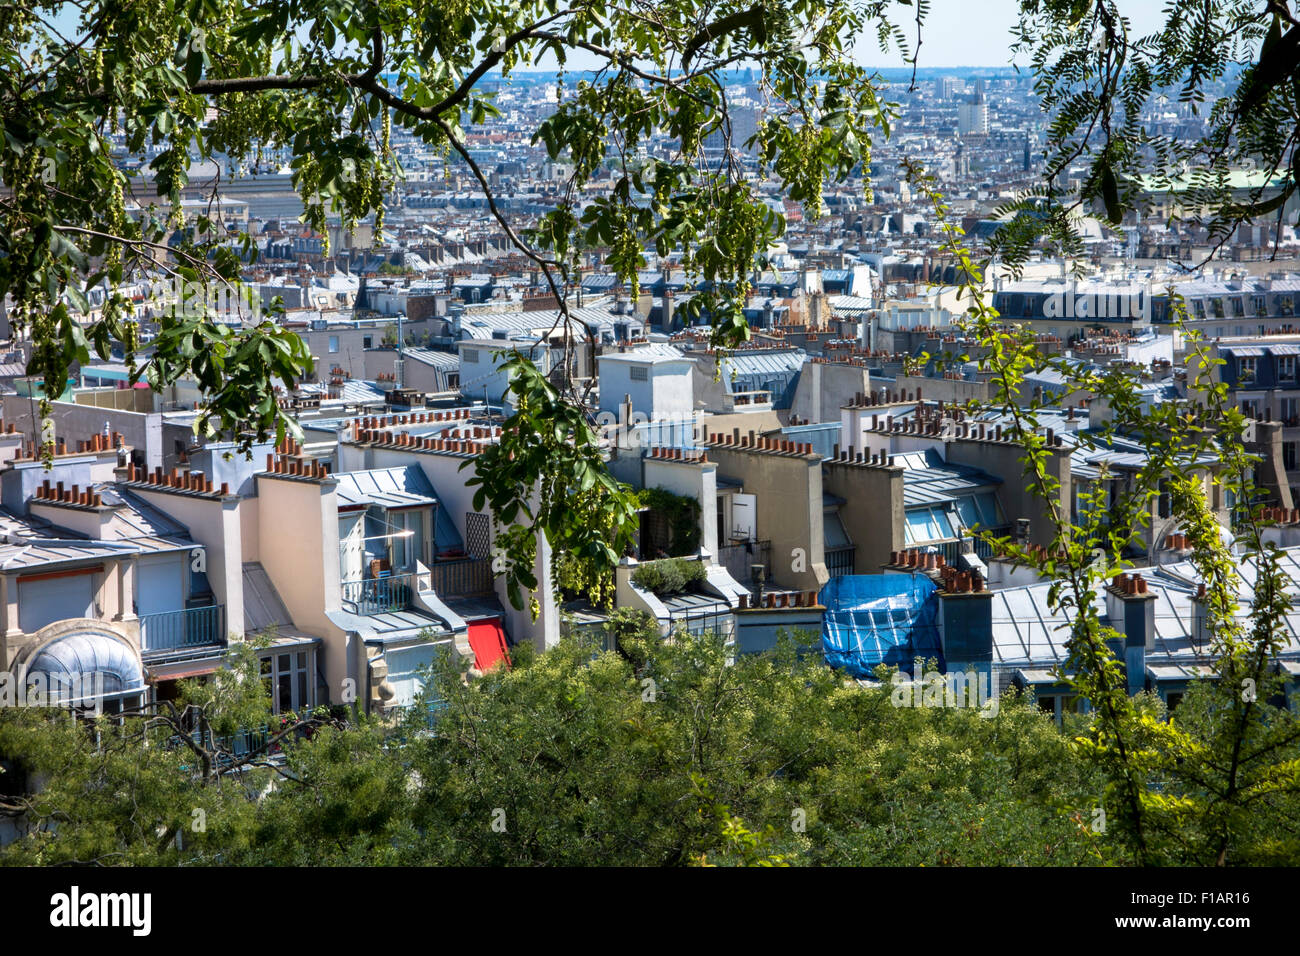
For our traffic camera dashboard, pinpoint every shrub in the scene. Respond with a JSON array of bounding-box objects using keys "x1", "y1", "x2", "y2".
[{"x1": 632, "y1": 557, "x2": 706, "y2": 596}]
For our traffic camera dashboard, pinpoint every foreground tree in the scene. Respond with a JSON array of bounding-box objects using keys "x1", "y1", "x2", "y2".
[
  {"x1": 910, "y1": 158, "x2": 1300, "y2": 866},
  {"x1": 1, "y1": 625, "x2": 1108, "y2": 865},
  {"x1": 997, "y1": 0, "x2": 1300, "y2": 267},
  {"x1": 0, "y1": 642, "x2": 339, "y2": 864},
  {"x1": 1, "y1": 0, "x2": 900, "y2": 600}
]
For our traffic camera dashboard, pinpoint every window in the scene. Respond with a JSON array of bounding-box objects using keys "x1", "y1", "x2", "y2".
[
  {"x1": 1254, "y1": 295, "x2": 1268, "y2": 316},
  {"x1": 390, "y1": 509, "x2": 426, "y2": 570},
  {"x1": 903, "y1": 507, "x2": 955, "y2": 543},
  {"x1": 328, "y1": 335, "x2": 339, "y2": 353},
  {"x1": 1286, "y1": 442, "x2": 1298, "y2": 471},
  {"x1": 629, "y1": 365, "x2": 649, "y2": 382},
  {"x1": 1279, "y1": 355, "x2": 1297, "y2": 381},
  {"x1": 1283, "y1": 397, "x2": 1298, "y2": 424},
  {"x1": 1239, "y1": 357, "x2": 1257, "y2": 382},
  {"x1": 1211, "y1": 298, "x2": 1225, "y2": 318},
  {"x1": 20, "y1": 573, "x2": 94, "y2": 633},
  {"x1": 974, "y1": 491, "x2": 1005, "y2": 527},
  {"x1": 363, "y1": 336, "x2": 372, "y2": 349},
  {"x1": 262, "y1": 651, "x2": 311, "y2": 715},
  {"x1": 954, "y1": 496, "x2": 982, "y2": 531},
  {"x1": 1241, "y1": 399, "x2": 1259, "y2": 419},
  {"x1": 463, "y1": 349, "x2": 479, "y2": 363}
]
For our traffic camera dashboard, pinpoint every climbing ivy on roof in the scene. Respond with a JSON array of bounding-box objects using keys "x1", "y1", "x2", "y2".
[{"x1": 640, "y1": 486, "x2": 702, "y2": 557}]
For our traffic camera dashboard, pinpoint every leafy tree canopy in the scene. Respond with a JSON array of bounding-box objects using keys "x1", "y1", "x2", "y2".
[
  {"x1": 996, "y1": 0, "x2": 1300, "y2": 269},
  {"x1": 0, "y1": 628, "x2": 1119, "y2": 866},
  {"x1": 1, "y1": 0, "x2": 900, "y2": 597}
]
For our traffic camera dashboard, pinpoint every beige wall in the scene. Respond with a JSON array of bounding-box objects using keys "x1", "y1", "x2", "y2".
[
  {"x1": 945, "y1": 435, "x2": 1071, "y2": 547},
  {"x1": 894, "y1": 374, "x2": 990, "y2": 405},
  {"x1": 239, "y1": 494, "x2": 260, "y2": 563},
  {"x1": 703, "y1": 443, "x2": 827, "y2": 591},
  {"x1": 643, "y1": 458, "x2": 719, "y2": 560},
  {"x1": 790, "y1": 361, "x2": 872, "y2": 425},
  {"x1": 1, "y1": 397, "x2": 164, "y2": 471},
  {"x1": 700, "y1": 409, "x2": 785, "y2": 437},
  {"x1": 256, "y1": 473, "x2": 346, "y2": 691},
  {"x1": 131, "y1": 486, "x2": 244, "y2": 638},
  {"x1": 74, "y1": 389, "x2": 155, "y2": 413},
  {"x1": 823, "y1": 459, "x2": 905, "y2": 572}
]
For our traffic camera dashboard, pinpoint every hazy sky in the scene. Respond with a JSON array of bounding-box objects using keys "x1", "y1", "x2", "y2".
[
  {"x1": 859, "y1": 0, "x2": 1173, "y2": 69},
  {"x1": 46, "y1": 0, "x2": 1176, "y2": 71}
]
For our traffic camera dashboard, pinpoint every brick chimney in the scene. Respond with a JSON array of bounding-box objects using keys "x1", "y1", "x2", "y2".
[
  {"x1": 1106, "y1": 572, "x2": 1157, "y2": 695},
  {"x1": 936, "y1": 570, "x2": 994, "y2": 681}
]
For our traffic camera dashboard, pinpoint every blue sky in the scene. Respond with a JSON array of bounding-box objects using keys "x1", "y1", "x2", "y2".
[
  {"x1": 48, "y1": 0, "x2": 1175, "y2": 70},
  {"x1": 856, "y1": 0, "x2": 1172, "y2": 69}
]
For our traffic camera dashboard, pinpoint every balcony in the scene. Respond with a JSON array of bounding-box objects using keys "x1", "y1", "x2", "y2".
[
  {"x1": 930, "y1": 531, "x2": 1008, "y2": 565},
  {"x1": 341, "y1": 572, "x2": 416, "y2": 615},
  {"x1": 728, "y1": 389, "x2": 773, "y2": 411},
  {"x1": 717, "y1": 539, "x2": 771, "y2": 586},
  {"x1": 826, "y1": 546, "x2": 857, "y2": 578},
  {"x1": 427, "y1": 557, "x2": 494, "y2": 597},
  {"x1": 140, "y1": 604, "x2": 226, "y2": 656}
]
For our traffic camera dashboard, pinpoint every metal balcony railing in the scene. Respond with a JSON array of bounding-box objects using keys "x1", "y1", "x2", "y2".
[
  {"x1": 341, "y1": 572, "x2": 416, "y2": 615},
  {"x1": 139, "y1": 604, "x2": 226, "y2": 655},
  {"x1": 929, "y1": 531, "x2": 1007, "y2": 565},
  {"x1": 717, "y1": 540, "x2": 771, "y2": 586},
  {"x1": 428, "y1": 557, "x2": 494, "y2": 597},
  {"x1": 826, "y1": 546, "x2": 857, "y2": 578}
]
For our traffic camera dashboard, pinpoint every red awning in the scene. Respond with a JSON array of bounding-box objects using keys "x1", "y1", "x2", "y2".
[
  {"x1": 147, "y1": 663, "x2": 222, "y2": 683},
  {"x1": 467, "y1": 618, "x2": 510, "y2": 672}
]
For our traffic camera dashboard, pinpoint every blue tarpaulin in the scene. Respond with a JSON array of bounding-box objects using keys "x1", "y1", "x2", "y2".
[{"x1": 818, "y1": 574, "x2": 943, "y2": 678}]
